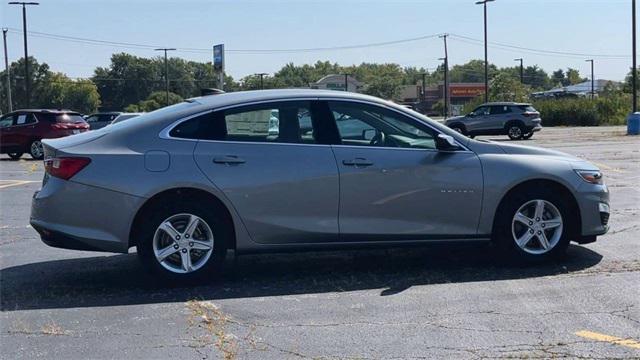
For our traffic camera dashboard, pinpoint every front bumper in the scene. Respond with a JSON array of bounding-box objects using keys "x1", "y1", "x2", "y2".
[
  {"x1": 30, "y1": 176, "x2": 144, "y2": 253},
  {"x1": 575, "y1": 182, "x2": 610, "y2": 238}
]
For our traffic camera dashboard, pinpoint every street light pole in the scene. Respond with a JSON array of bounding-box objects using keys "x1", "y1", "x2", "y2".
[
  {"x1": 633, "y1": 0, "x2": 637, "y2": 113},
  {"x1": 9, "y1": 2, "x2": 38, "y2": 108},
  {"x1": 420, "y1": 72, "x2": 427, "y2": 103},
  {"x1": 439, "y1": 34, "x2": 449, "y2": 118},
  {"x1": 476, "y1": 0, "x2": 494, "y2": 103},
  {"x1": 255, "y1": 73, "x2": 267, "y2": 90},
  {"x1": 514, "y1": 58, "x2": 524, "y2": 84},
  {"x1": 585, "y1": 59, "x2": 594, "y2": 100},
  {"x1": 2, "y1": 28, "x2": 12, "y2": 112},
  {"x1": 343, "y1": 73, "x2": 350, "y2": 92},
  {"x1": 154, "y1": 48, "x2": 176, "y2": 106}
]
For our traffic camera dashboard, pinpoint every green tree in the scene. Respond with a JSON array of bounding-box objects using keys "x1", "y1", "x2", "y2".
[
  {"x1": 125, "y1": 91, "x2": 183, "y2": 112},
  {"x1": 566, "y1": 68, "x2": 586, "y2": 85},
  {"x1": 489, "y1": 72, "x2": 530, "y2": 102}
]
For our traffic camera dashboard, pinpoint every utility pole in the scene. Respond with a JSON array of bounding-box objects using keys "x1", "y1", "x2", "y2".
[
  {"x1": 9, "y1": 2, "x2": 39, "y2": 108},
  {"x1": 2, "y1": 28, "x2": 12, "y2": 112},
  {"x1": 255, "y1": 73, "x2": 267, "y2": 90},
  {"x1": 476, "y1": 0, "x2": 494, "y2": 103},
  {"x1": 420, "y1": 72, "x2": 427, "y2": 103},
  {"x1": 439, "y1": 34, "x2": 449, "y2": 118},
  {"x1": 343, "y1": 73, "x2": 350, "y2": 92},
  {"x1": 514, "y1": 58, "x2": 524, "y2": 84},
  {"x1": 155, "y1": 48, "x2": 176, "y2": 106},
  {"x1": 585, "y1": 59, "x2": 595, "y2": 100},
  {"x1": 633, "y1": 0, "x2": 637, "y2": 113}
]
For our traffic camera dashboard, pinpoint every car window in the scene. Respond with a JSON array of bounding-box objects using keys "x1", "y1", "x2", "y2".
[
  {"x1": 170, "y1": 101, "x2": 318, "y2": 144},
  {"x1": 225, "y1": 101, "x2": 316, "y2": 144},
  {"x1": 328, "y1": 101, "x2": 436, "y2": 150},
  {"x1": 85, "y1": 115, "x2": 99, "y2": 123},
  {"x1": 0, "y1": 115, "x2": 13, "y2": 128},
  {"x1": 472, "y1": 106, "x2": 489, "y2": 116},
  {"x1": 489, "y1": 105, "x2": 511, "y2": 115},
  {"x1": 55, "y1": 113, "x2": 86, "y2": 123}
]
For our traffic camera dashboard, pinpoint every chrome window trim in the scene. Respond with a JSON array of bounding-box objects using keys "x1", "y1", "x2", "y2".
[{"x1": 158, "y1": 96, "x2": 470, "y2": 152}]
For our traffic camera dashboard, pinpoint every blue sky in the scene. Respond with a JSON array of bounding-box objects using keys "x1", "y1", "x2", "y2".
[{"x1": 0, "y1": 0, "x2": 634, "y2": 82}]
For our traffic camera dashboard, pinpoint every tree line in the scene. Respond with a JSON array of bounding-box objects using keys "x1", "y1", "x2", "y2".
[{"x1": 0, "y1": 53, "x2": 638, "y2": 114}]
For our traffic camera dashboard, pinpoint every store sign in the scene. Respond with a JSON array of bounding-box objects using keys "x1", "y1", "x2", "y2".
[
  {"x1": 450, "y1": 86, "x2": 485, "y2": 97},
  {"x1": 213, "y1": 44, "x2": 224, "y2": 71}
]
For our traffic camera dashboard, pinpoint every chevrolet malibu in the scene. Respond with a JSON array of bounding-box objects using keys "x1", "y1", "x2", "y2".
[{"x1": 30, "y1": 90, "x2": 610, "y2": 281}]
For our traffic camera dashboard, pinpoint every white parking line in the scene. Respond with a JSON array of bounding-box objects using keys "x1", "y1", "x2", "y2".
[{"x1": 0, "y1": 180, "x2": 39, "y2": 189}]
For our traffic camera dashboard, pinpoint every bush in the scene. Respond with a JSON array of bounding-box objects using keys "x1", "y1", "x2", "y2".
[{"x1": 533, "y1": 94, "x2": 629, "y2": 126}]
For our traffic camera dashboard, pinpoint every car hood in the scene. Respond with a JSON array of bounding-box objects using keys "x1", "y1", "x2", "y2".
[
  {"x1": 494, "y1": 142, "x2": 598, "y2": 170},
  {"x1": 444, "y1": 115, "x2": 465, "y2": 124}
]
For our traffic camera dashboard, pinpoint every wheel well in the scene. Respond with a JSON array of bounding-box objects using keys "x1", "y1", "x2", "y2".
[
  {"x1": 493, "y1": 179, "x2": 582, "y2": 237},
  {"x1": 449, "y1": 122, "x2": 466, "y2": 130},
  {"x1": 128, "y1": 188, "x2": 236, "y2": 250},
  {"x1": 504, "y1": 120, "x2": 524, "y2": 129}
]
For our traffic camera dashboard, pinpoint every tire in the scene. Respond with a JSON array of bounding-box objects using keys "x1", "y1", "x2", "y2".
[
  {"x1": 7, "y1": 152, "x2": 23, "y2": 160},
  {"x1": 506, "y1": 123, "x2": 525, "y2": 140},
  {"x1": 137, "y1": 201, "x2": 229, "y2": 283},
  {"x1": 493, "y1": 188, "x2": 572, "y2": 262},
  {"x1": 450, "y1": 124, "x2": 466, "y2": 136},
  {"x1": 29, "y1": 140, "x2": 44, "y2": 160}
]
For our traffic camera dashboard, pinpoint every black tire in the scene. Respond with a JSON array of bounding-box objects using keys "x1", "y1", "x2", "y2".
[
  {"x1": 7, "y1": 152, "x2": 23, "y2": 160},
  {"x1": 506, "y1": 123, "x2": 525, "y2": 140},
  {"x1": 29, "y1": 140, "x2": 44, "y2": 160},
  {"x1": 137, "y1": 200, "x2": 230, "y2": 283},
  {"x1": 450, "y1": 124, "x2": 467, "y2": 136},
  {"x1": 493, "y1": 187, "x2": 572, "y2": 263}
]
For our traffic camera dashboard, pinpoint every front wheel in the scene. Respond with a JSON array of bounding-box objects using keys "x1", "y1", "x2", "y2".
[
  {"x1": 29, "y1": 140, "x2": 44, "y2": 160},
  {"x1": 494, "y1": 189, "x2": 571, "y2": 262},
  {"x1": 137, "y1": 203, "x2": 228, "y2": 283}
]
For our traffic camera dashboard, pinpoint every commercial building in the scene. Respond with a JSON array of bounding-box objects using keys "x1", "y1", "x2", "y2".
[{"x1": 310, "y1": 75, "x2": 363, "y2": 93}]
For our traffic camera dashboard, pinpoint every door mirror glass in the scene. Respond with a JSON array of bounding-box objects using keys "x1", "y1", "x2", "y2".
[{"x1": 436, "y1": 134, "x2": 461, "y2": 151}]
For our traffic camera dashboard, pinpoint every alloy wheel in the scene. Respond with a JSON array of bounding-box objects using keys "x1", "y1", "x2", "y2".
[
  {"x1": 508, "y1": 126, "x2": 522, "y2": 139},
  {"x1": 152, "y1": 213, "x2": 214, "y2": 274},
  {"x1": 511, "y1": 199, "x2": 563, "y2": 255},
  {"x1": 30, "y1": 140, "x2": 43, "y2": 159}
]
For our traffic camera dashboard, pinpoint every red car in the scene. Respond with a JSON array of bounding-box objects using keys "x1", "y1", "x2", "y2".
[{"x1": 0, "y1": 109, "x2": 89, "y2": 160}]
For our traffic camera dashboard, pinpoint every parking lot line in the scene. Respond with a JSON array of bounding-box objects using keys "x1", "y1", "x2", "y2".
[
  {"x1": 575, "y1": 330, "x2": 640, "y2": 350},
  {"x1": 0, "y1": 180, "x2": 39, "y2": 190}
]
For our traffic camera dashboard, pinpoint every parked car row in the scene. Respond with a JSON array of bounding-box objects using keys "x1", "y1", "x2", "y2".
[{"x1": 0, "y1": 110, "x2": 142, "y2": 159}]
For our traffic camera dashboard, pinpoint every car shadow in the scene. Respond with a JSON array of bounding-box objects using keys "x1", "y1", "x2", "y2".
[
  {"x1": 0, "y1": 157, "x2": 40, "y2": 162},
  {"x1": 0, "y1": 244, "x2": 602, "y2": 311}
]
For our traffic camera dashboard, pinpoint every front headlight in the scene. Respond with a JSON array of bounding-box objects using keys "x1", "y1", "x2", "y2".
[{"x1": 575, "y1": 170, "x2": 604, "y2": 185}]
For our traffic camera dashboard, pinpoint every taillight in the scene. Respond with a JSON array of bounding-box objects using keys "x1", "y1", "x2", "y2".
[
  {"x1": 51, "y1": 122, "x2": 89, "y2": 130},
  {"x1": 44, "y1": 157, "x2": 91, "y2": 180},
  {"x1": 523, "y1": 112, "x2": 539, "y2": 117}
]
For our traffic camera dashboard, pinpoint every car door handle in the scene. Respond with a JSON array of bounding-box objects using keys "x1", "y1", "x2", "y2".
[
  {"x1": 342, "y1": 158, "x2": 373, "y2": 167},
  {"x1": 213, "y1": 155, "x2": 246, "y2": 164}
]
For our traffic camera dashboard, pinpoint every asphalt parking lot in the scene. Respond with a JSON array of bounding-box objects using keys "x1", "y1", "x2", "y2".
[{"x1": 0, "y1": 126, "x2": 638, "y2": 359}]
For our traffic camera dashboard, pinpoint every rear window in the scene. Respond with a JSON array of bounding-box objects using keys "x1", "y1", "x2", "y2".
[
  {"x1": 55, "y1": 113, "x2": 86, "y2": 123},
  {"x1": 516, "y1": 105, "x2": 537, "y2": 112}
]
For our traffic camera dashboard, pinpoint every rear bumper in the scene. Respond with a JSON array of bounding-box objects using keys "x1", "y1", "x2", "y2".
[{"x1": 30, "y1": 177, "x2": 144, "y2": 253}]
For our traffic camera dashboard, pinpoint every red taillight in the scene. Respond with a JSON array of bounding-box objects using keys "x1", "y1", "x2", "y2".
[
  {"x1": 523, "y1": 112, "x2": 539, "y2": 117},
  {"x1": 51, "y1": 122, "x2": 89, "y2": 130},
  {"x1": 44, "y1": 157, "x2": 91, "y2": 180}
]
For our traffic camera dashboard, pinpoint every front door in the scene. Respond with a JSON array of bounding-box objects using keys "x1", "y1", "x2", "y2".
[
  {"x1": 193, "y1": 100, "x2": 340, "y2": 245},
  {"x1": 0, "y1": 114, "x2": 16, "y2": 151},
  {"x1": 325, "y1": 100, "x2": 484, "y2": 240}
]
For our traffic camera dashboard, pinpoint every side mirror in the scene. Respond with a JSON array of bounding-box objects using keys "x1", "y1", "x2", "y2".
[
  {"x1": 436, "y1": 134, "x2": 461, "y2": 151},
  {"x1": 362, "y1": 128, "x2": 376, "y2": 141}
]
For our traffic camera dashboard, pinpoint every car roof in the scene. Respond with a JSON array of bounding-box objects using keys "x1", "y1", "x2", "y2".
[
  {"x1": 8, "y1": 109, "x2": 81, "y2": 114},
  {"x1": 189, "y1": 89, "x2": 393, "y2": 108},
  {"x1": 480, "y1": 102, "x2": 531, "y2": 106}
]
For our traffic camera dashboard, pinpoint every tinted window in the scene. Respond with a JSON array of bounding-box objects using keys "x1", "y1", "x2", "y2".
[
  {"x1": 489, "y1": 105, "x2": 511, "y2": 115},
  {"x1": 0, "y1": 115, "x2": 13, "y2": 128},
  {"x1": 517, "y1": 105, "x2": 537, "y2": 112},
  {"x1": 85, "y1": 115, "x2": 100, "y2": 123},
  {"x1": 56, "y1": 113, "x2": 86, "y2": 123},
  {"x1": 472, "y1": 106, "x2": 489, "y2": 116},
  {"x1": 170, "y1": 101, "x2": 318, "y2": 144},
  {"x1": 329, "y1": 101, "x2": 436, "y2": 150}
]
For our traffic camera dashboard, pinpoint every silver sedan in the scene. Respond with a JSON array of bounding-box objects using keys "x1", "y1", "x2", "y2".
[{"x1": 30, "y1": 90, "x2": 610, "y2": 281}]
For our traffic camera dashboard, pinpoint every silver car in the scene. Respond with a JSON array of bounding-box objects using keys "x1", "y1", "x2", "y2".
[
  {"x1": 445, "y1": 102, "x2": 543, "y2": 140},
  {"x1": 30, "y1": 90, "x2": 609, "y2": 281}
]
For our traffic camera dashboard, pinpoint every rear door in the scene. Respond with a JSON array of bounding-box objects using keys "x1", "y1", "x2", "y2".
[
  {"x1": 488, "y1": 105, "x2": 512, "y2": 129},
  {"x1": 190, "y1": 100, "x2": 340, "y2": 244}
]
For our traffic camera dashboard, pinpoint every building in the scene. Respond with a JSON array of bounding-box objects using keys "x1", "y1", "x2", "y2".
[
  {"x1": 398, "y1": 83, "x2": 486, "y2": 116},
  {"x1": 310, "y1": 75, "x2": 363, "y2": 93},
  {"x1": 531, "y1": 79, "x2": 619, "y2": 99}
]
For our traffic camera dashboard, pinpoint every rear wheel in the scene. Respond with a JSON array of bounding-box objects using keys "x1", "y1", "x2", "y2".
[
  {"x1": 494, "y1": 188, "x2": 571, "y2": 262},
  {"x1": 7, "y1": 152, "x2": 23, "y2": 160},
  {"x1": 450, "y1": 124, "x2": 466, "y2": 135},
  {"x1": 137, "y1": 202, "x2": 229, "y2": 283},
  {"x1": 507, "y1": 123, "x2": 525, "y2": 140},
  {"x1": 29, "y1": 140, "x2": 44, "y2": 160}
]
